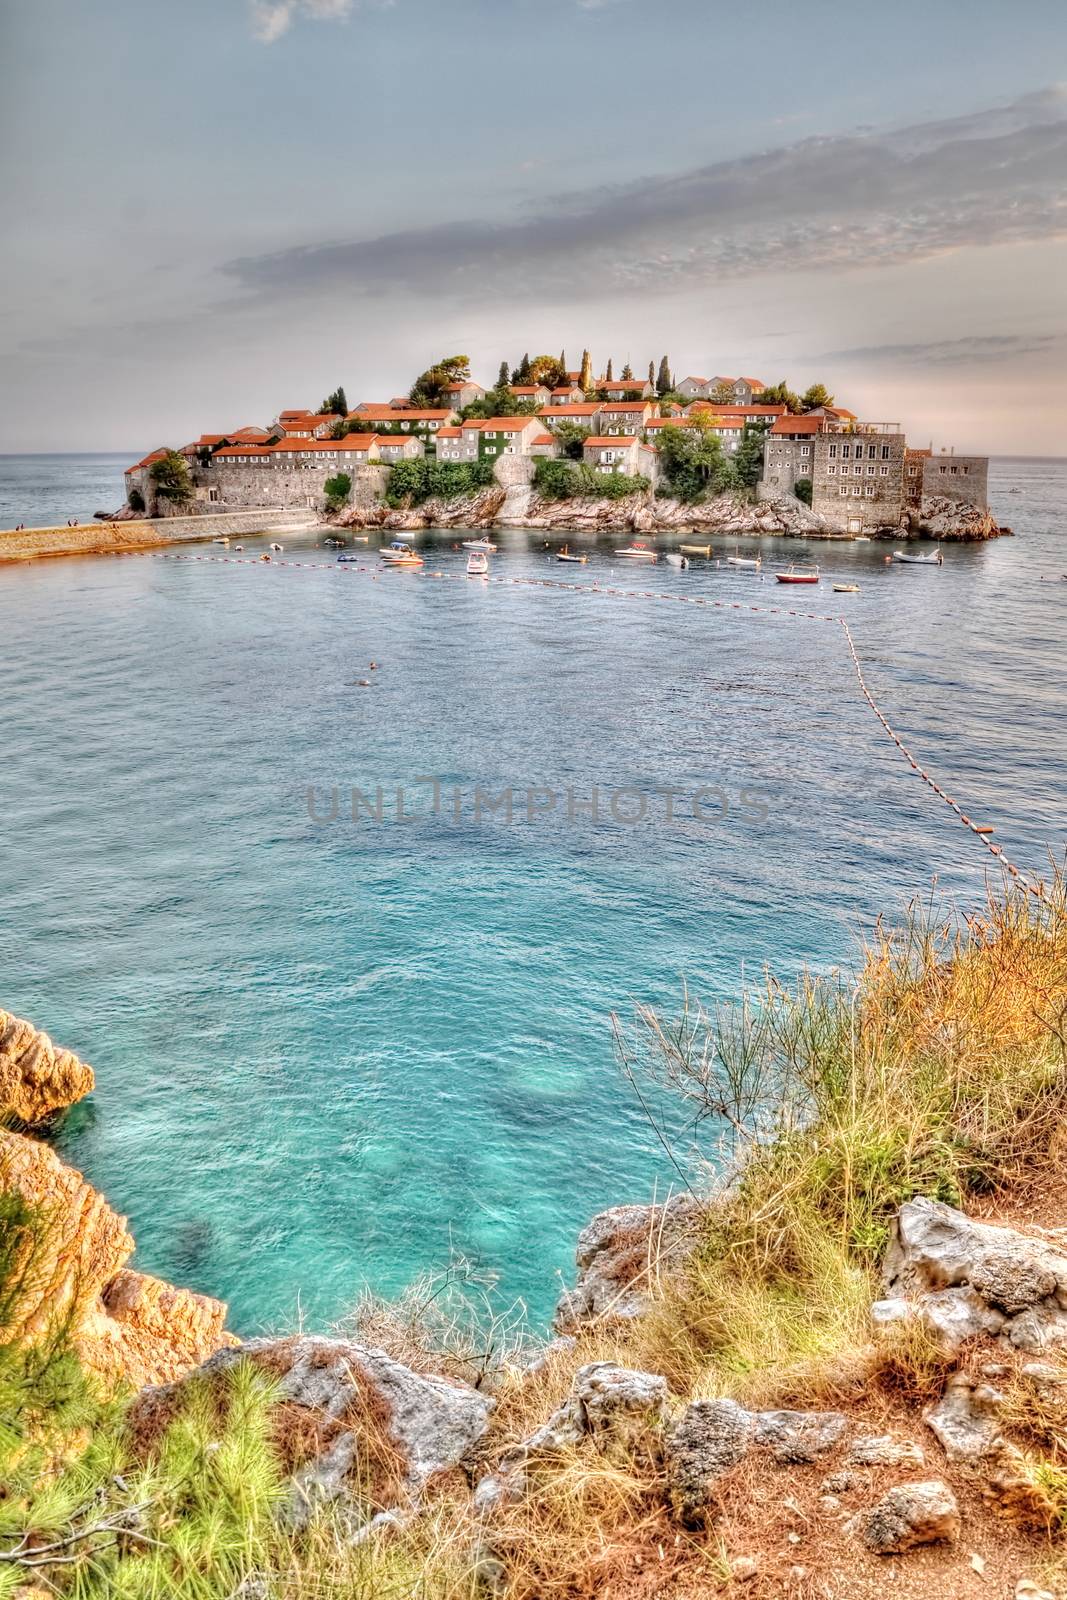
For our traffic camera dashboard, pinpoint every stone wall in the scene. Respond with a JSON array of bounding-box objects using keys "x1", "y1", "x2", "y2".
[
  {"x1": 811, "y1": 429, "x2": 906, "y2": 532},
  {"x1": 921, "y1": 454, "x2": 987, "y2": 509},
  {"x1": 146, "y1": 508, "x2": 315, "y2": 536}
]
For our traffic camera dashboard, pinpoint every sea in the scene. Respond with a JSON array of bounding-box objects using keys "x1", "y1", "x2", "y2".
[{"x1": 1, "y1": 453, "x2": 1064, "y2": 1332}]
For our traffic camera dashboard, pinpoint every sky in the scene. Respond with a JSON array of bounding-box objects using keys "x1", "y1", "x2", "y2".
[{"x1": 1, "y1": 0, "x2": 1066, "y2": 456}]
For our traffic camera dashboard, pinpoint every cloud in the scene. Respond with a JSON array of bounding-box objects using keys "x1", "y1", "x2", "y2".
[
  {"x1": 249, "y1": 0, "x2": 376, "y2": 43},
  {"x1": 222, "y1": 85, "x2": 1067, "y2": 296},
  {"x1": 805, "y1": 333, "x2": 1067, "y2": 367}
]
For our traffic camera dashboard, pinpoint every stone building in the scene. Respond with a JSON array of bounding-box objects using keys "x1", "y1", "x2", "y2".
[
  {"x1": 677, "y1": 375, "x2": 764, "y2": 403},
  {"x1": 810, "y1": 423, "x2": 906, "y2": 533},
  {"x1": 600, "y1": 400, "x2": 658, "y2": 435},
  {"x1": 922, "y1": 451, "x2": 988, "y2": 509},
  {"x1": 345, "y1": 406, "x2": 456, "y2": 452},
  {"x1": 548, "y1": 384, "x2": 586, "y2": 405},
  {"x1": 760, "y1": 414, "x2": 824, "y2": 496},
  {"x1": 508, "y1": 384, "x2": 552, "y2": 408},
  {"x1": 602, "y1": 378, "x2": 654, "y2": 400},
  {"x1": 536, "y1": 402, "x2": 603, "y2": 434},
  {"x1": 582, "y1": 435, "x2": 659, "y2": 483},
  {"x1": 475, "y1": 417, "x2": 546, "y2": 459},
  {"x1": 440, "y1": 380, "x2": 486, "y2": 409}
]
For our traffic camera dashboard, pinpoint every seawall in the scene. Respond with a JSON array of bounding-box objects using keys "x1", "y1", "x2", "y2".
[{"x1": 0, "y1": 508, "x2": 317, "y2": 565}]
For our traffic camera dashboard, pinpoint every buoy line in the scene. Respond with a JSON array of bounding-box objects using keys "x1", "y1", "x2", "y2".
[{"x1": 147, "y1": 551, "x2": 1041, "y2": 893}]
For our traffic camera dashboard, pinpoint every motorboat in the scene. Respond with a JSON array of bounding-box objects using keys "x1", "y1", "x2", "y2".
[
  {"x1": 269, "y1": 542, "x2": 283, "y2": 552},
  {"x1": 234, "y1": 544, "x2": 244, "y2": 552},
  {"x1": 892, "y1": 549, "x2": 943, "y2": 565},
  {"x1": 466, "y1": 550, "x2": 489, "y2": 576},
  {"x1": 380, "y1": 540, "x2": 424, "y2": 568},
  {"x1": 556, "y1": 546, "x2": 588, "y2": 564},
  {"x1": 213, "y1": 537, "x2": 229, "y2": 546},
  {"x1": 726, "y1": 554, "x2": 761, "y2": 569},
  {"x1": 336, "y1": 552, "x2": 362, "y2": 563},
  {"x1": 614, "y1": 542, "x2": 657, "y2": 561},
  {"x1": 462, "y1": 538, "x2": 497, "y2": 552},
  {"x1": 833, "y1": 582, "x2": 861, "y2": 593},
  {"x1": 664, "y1": 552, "x2": 689, "y2": 568},
  {"x1": 776, "y1": 565, "x2": 819, "y2": 584}
]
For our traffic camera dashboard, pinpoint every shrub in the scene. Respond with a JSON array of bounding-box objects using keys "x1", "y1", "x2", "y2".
[
  {"x1": 149, "y1": 450, "x2": 192, "y2": 503},
  {"x1": 127, "y1": 487, "x2": 145, "y2": 512},
  {"x1": 794, "y1": 476, "x2": 813, "y2": 506},
  {"x1": 323, "y1": 471, "x2": 352, "y2": 511},
  {"x1": 385, "y1": 456, "x2": 494, "y2": 507}
]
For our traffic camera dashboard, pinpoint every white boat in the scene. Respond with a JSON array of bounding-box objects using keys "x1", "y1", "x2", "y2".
[
  {"x1": 664, "y1": 553, "x2": 689, "y2": 568},
  {"x1": 726, "y1": 554, "x2": 761, "y2": 569},
  {"x1": 234, "y1": 544, "x2": 244, "y2": 552},
  {"x1": 833, "y1": 582, "x2": 861, "y2": 594},
  {"x1": 892, "y1": 549, "x2": 943, "y2": 565},
  {"x1": 462, "y1": 538, "x2": 497, "y2": 552},
  {"x1": 556, "y1": 545, "x2": 587, "y2": 564},
  {"x1": 380, "y1": 540, "x2": 424, "y2": 568},
  {"x1": 213, "y1": 537, "x2": 229, "y2": 546},
  {"x1": 614, "y1": 542, "x2": 657, "y2": 562},
  {"x1": 270, "y1": 542, "x2": 283, "y2": 552},
  {"x1": 466, "y1": 551, "x2": 488, "y2": 576}
]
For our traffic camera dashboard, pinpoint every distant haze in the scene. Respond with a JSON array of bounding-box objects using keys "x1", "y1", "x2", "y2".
[{"x1": 2, "y1": 0, "x2": 1065, "y2": 456}]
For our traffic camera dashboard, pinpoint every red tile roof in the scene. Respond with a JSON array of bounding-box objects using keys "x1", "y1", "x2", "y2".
[
  {"x1": 770, "y1": 415, "x2": 823, "y2": 435},
  {"x1": 510, "y1": 385, "x2": 548, "y2": 395},
  {"x1": 351, "y1": 406, "x2": 453, "y2": 421},
  {"x1": 472, "y1": 417, "x2": 540, "y2": 431},
  {"x1": 533, "y1": 433, "x2": 556, "y2": 446},
  {"x1": 126, "y1": 448, "x2": 169, "y2": 472},
  {"x1": 333, "y1": 434, "x2": 379, "y2": 450},
  {"x1": 739, "y1": 377, "x2": 765, "y2": 388},
  {"x1": 536, "y1": 403, "x2": 601, "y2": 418},
  {"x1": 688, "y1": 402, "x2": 784, "y2": 417},
  {"x1": 585, "y1": 436, "x2": 637, "y2": 448},
  {"x1": 436, "y1": 426, "x2": 463, "y2": 438},
  {"x1": 600, "y1": 401, "x2": 653, "y2": 413},
  {"x1": 602, "y1": 380, "x2": 648, "y2": 391}
]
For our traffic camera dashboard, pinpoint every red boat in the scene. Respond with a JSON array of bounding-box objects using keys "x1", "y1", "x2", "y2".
[{"x1": 776, "y1": 565, "x2": 819, "y2": 584}]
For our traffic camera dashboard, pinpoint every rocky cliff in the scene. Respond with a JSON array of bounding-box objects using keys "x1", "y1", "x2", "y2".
[{"x1": 0, "y1": 1006, "x2": 235, "y2": 1388}]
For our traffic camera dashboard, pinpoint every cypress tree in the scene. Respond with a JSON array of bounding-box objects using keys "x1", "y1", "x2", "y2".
[
  {"x1": 621, "y1": 362, "x2": 633, "y2": 380},
  {"x1": 497, "y1": 360, "x2": 510, "y2": 389},
  {"x1": 647, "y1": 360, "x2": 655, "y2": 389},
  {"x1": 579, "y1": 349, "x2": 593, "y2": 391},
  {"x1": 657, "y1": 355, "x2": 672, "y2": 396},
  {"x1": 606, "y1": 357, "x2": 614, "y2": 382}
]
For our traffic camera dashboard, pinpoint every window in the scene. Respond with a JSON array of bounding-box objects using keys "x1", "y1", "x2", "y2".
[
  {"x1": 841, "y1": 444, "x2": 851, "y2": 459},
  {"x1": 951, "y1": 466, "x2": 958, "y2": 474},
  {"x1": 800, "y1": 445, "x2": 810, "y2": 456},
  {"x1": 485, "y1": 432, "x2": 497, "y2": 439},
  {"x1": 868, "y1": 444, "x2": 877, "y2": 459},
  {"x1": 827, "y1": 465, "x2": 836, "y2": 475},
  {"x1": 881, "y1": 466, "x2": 890, "y2": 477},
  {"x1": 865, "y1": 485, "x2": 875, "y2": 497},
  {"x1": 852, "y1": 487, "x2": 862, "y2": 496},
  {"x1": 839, "y1": 486, "x2": 849, "y2": 497},
  {"x1": 208, "y1": 488, "x2": 219, "y2": 503},
  {"x1": 940, "y1": 465, "x2": 947, "y2": 474},
  {"x1": 828, "y1": 444, "x2": 838, "y2": 458},
  {"x1": 867, "y1": 465, "x2": 876, "y2": 475},
  {"x1": 881, "y1": 445, "x2": 891, "y2": 459},
  {"x1": 907, "y1": 465, "x2": 918, "y2": 476}
]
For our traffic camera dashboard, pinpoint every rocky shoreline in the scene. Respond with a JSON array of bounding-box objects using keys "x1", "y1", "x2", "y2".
[{"x1": 333, "y1": 487, "x2": 1007, "y2": 542}]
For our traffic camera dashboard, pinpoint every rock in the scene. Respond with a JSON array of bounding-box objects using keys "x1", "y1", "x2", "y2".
[
  {"x1": 925, "y1": 1372, "x2": 1005, "y2": 1462},
  {"x1": 848, "y1": 1480, "x2": 960, "y2": 1554},
  {"x1": 0, "y1": 1127, "x2": 234, "y2": 1386},
  {"x1": 554, "y1": 1193, "x2": 703, "y2": 1332},
  {"x1": 729, "y1": 1554, "x2": 759, "y2": 1582},
  {"x1": 1015, "y1": 1582, "x2": 1055, "y2": 1600},
  {"x1": 883, "y1": 1198, "x2": 1067, "y2": 1353},
  {"x1": 751, "y1": 1408, "x2": 847, "y2": 1463},
  {"x1": 848, "y1": 1434, "x2": 925, "y2": 1469},
  {"x1": 0, "y1": 1006, "x2": 94, "y2": 1124},
  {"x1": 870, "y1": 1296, "x2": 916, "y2": 1328},
  {"x1": 665, "y1": 1399, "x2": 753, "y2": 1522},
  {"x1": 821, "y1": 1470, "x2": 858, "y2": 1494}
]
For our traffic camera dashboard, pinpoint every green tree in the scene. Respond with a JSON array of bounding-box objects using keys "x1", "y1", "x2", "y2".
[
  {"x1": 579, "y1": 349, "x2": 593, "y2": 391},
  {"x1": 318, "y1": 386, "x2": 347, "y2": 416},
  {"x1": 733, "y1": 424, "x2": 766, "y2": 491},
  {"x1": 656, "y1": 414, "x2": 739, "y2": 503},
  {"x1": 323, "y1": 471, "x2": 352, "y2": 510},
  {"x1": 127, "y1": 486, "x2": 145, "y2": 512},
  {"x1": 710, "y1": 380, "x2": 736, "y2": 406},
  {"x1": 801, "y1": 383, "x2": 835, "y2": 412},
  {"x1": 529, "y1": 354, "x2": 566, "y2": 387},
  {"x1": 656, "y1": 355, "x2": 672, "y2": 396},
  {"x1": 553, "y1": 421, "x2": 590, "y2": 460},
  {"x1": 497, "y1": 360, "x2": 510, "y2": 389},
  {"x1": 512, "y1": 352, "x2": 532, "y2": 384},
  {"x1": 755, "y1": 380, "x2": 803, "y2": 414},
  {"x1": 605, "y1": 357, "x2": 614, "y2": 382},
  {"x1": 647, "y1": 360, "x2": 656, "y2": 389},
  {"x1": 150, "y1": 450, "x2": 192, "y2": 503},
  {"x1": 409, "y1": 355, "x2": 470, "y2": 407},
  {"x1": 621, "y1": 362, "x2": 634, "y2": 381},
  {"x1": 794, "y1": 477, "x2": 813, "y2": 505}
]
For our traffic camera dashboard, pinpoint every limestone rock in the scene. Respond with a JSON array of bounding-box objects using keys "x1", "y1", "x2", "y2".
[
  {"x1": 847, "y1": 1434, "x2": 925, "y2": 1469},
  {"x1": 0, "y1": 1006, "x2": 94, "y2": 1125},
  {"x1": 666, "y1": 1399, "x2": 753, "y2": 1523},
  {"x1": 185, "y1": 1336, "x2": 493, "y2": 1500},
  {"x1": 848, "y1": 1480, "x2": 960, "y2": 1554},
  {"x1": 751, "y1": 1408, "x2": 847, "y2": 1463},
  {"x1": 924, "y1": 1372, "x2": 1005, "y2": 1462},
  {"x1": 554, "y1": 1193, "x2": 703, "y2": 1332},
  {"x1": 0, "y1": 1127, "x2": 233, "y2": 1387},
  {"x1": 884, "y1": 1198, "x2": 1067, "y2": 1353}
]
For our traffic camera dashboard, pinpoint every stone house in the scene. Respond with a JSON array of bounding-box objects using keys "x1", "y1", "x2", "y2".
[
  {"x1": 440, "y1": 380, "x2": 486, "y2": 409},
  {"x1": 124, "y1": 448, "x2": 169, "y2": 509},
  {"x1": 760, "y1": 414, "x2": 824, "y2": 496},
  {"x1": 600, "y1": 400, "x2": 658, "y2": 435},
  {"x1": 687, "y1": 402, "x2": 785, "y2": 427},
  {"x1": 601, "y1": 378, "x2": 654, "y2": 400},
  {"x1": 434, "y1": 426, "x2": 467, "y2": 462},
  {"x1": 676, "y1": 376, "x2": 712, "y2": 400},
  {"x1": 345, "y1": 406, "x2": 456, "y2": 451},
  {"x1": 530, "y1": 432, "x2": 560, "y2": 458},
  {"x1": 536, "y1": 402, "x2": 603, "y2": 434},
  {"x1": 549, "y1": 385, "x2": 586, "y2": 404},
  {"x1": 582, "y1": 435, "x2": 659, "y2": 483},
  {"x1": 904, "y1": 447, "x2": 931, "y2": 511},
  {"x1": 922, "y1": 451, "x2": 989, "y2": 509},
  {"x1": 474, "y1": 417, "x2": 546, "y2": 459},
  {"x1": 508, "y1": 384, "x2": 552, "y2": 408},
  {"x1": 373, "y1": 436, "x2": 424, "y2": 462},
  {"x1": 677, "y1": 376, "x2": 765, "y2": 404},
  {"x1": 810, "y1": 424, "x2": 906, "y2": 533}
]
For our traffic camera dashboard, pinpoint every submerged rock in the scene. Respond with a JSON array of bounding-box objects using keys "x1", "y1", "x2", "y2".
[
  {"x1": 884, "y1": 1198, "x2": 1067, "y2": 1353},
  {"x1": 0, "y1": 1006, "x2": 94, "y2": 1124}
]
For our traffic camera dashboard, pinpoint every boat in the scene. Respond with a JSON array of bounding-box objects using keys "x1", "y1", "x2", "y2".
[
  {"x1": 614, "y1": 542, "x2": 657, "y2": 562},
  {"x1": 380, "y1": 540, "x2": 424, "y2": 568},
  {"x1": 350, "y1": 534, "x2": 370, "y2": 544},
  {"x1": 269, "y1": 542, "x2": 283, "y2": 552},
  {"x1": 833, "y1": 583, "x2": 861, "y2": 593},
  {"x1": 213, "y1": 537, "x2": 230, "y2": 546},
  {"x1": 664, "y1": 553, "x2": 689, "y2": 568},
  {"x1": 556, "y1": 545, "x2": 588, "y2": 564},
  {"x1": 726, "y1": 554, "x2": 761, "y2": 570},
  {"x1": 462, "y1": 538, "x2": 497, "y2": 552},
  {"x1": 260, "y1": 554, "x2": 272, "y2": 563},
  {"x1": 776, "y1": 565, "x2": 819, "y2": 584},
  {"x1": 336, "y1": 552, "x2": 362, "y2": 563},
  {"x1": 680, "y1": 543, "x2": 712, "y2": 557},
  {"x1": 892, "y1": 549, "x2": 943, "y2": 565},
  {"x1": 234, "y1": 544, "x2": 244, "y2": 552},
  {"x1": 853, "y1": 535, "x2": 871, "y2": 542},
  {"x1": 466, "y1": 551, "x2": 489, "y2": 576}
]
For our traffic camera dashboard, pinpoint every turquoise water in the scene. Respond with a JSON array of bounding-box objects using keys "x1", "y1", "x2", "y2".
[{"x1": 1, "y1": 457, "x2": 1064, "y2": 1331}]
